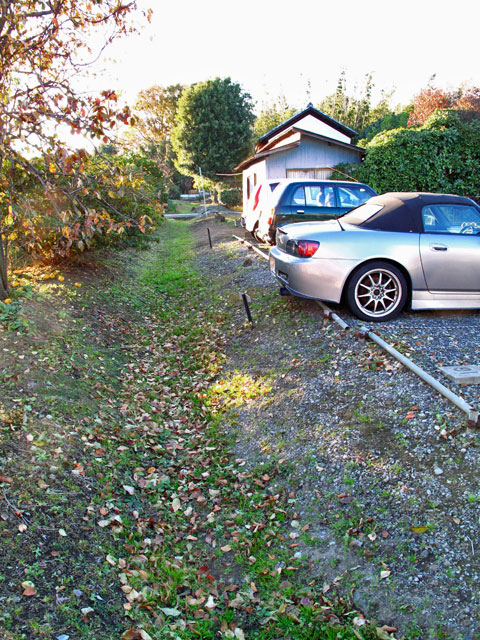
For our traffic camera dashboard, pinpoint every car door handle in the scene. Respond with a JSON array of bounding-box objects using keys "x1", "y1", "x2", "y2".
[
  {"x1": 296, "y1": 209, "x2": 304, "y2": 214},
  {"x1": 430, "y1": 244, "x2": 448, "y2": 251}
]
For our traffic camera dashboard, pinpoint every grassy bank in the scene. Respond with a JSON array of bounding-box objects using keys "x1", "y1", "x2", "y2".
[{"x1": 0, "y1": 221, "x2": 379, "y2": 639}]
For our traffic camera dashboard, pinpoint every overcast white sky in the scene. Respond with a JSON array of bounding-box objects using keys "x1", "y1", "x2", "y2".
[{"x1": 96, "y1": 0, "x2": 480, "y2": 112}]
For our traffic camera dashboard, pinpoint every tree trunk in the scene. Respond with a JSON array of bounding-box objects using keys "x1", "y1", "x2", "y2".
[{"x1": 0, "y1": 235, "x2": 9, "y2": 300}]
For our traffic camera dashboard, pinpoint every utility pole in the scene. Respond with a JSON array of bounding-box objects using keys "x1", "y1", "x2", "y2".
[{"x1": 198, "y1": 166, "x2": 207, "y2": 216}]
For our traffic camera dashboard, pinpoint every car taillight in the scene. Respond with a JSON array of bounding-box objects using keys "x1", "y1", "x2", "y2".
[
  {"x1": 286, "y1": 239, "x2": 319, "y2": 257},
  {"x1": 297, "y1": 240, "x2": 320, "y2": 257}
]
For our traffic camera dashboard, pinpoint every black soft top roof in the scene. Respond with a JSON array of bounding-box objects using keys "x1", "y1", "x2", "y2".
[{"x1": 348, "y1": 192, "x2": 478, "y2": 233}]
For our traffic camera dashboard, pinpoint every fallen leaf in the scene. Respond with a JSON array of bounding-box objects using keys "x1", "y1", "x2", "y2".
[
  {"x1": 22, "y1": 585, "x2": 37, "y2": 597},
  {"x1": 159, "y1": 607, "x2": 181, "y2": 617},
  {"x1": 97, "y1": 519, "x2": 110, "y2": 528},
  {"x1": 411, "y1": 525, "x2": 428, "y2": 534},
  {"x1": 122, "y1": 629, "x2": 153, "y2": 640},
  {"x1": 353, "y1": 615, "x2": 366, "y2": 626},
  {"x1": 376, "y1": 625, "x2": 398, "y2": 639}
]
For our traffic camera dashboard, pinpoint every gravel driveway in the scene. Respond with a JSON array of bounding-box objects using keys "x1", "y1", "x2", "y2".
[{"x1": 194, "y1": 218, "x2": 480, "y2": 640}]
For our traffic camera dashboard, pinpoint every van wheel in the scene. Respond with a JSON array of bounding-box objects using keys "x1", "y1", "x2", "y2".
[{"x1": 253, "y1": 226, "x2": 263, "y2": 243}]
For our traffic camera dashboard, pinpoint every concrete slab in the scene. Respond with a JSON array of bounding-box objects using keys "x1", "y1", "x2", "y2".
[
  {"x1": 439, "y1": 364, "x2": 480, "y2": 385},
  {"x1": 164, "y1": 213, "x2": 200, "y2": 220}
]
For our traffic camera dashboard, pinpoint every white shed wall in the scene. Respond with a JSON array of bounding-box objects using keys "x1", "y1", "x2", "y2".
[{"x1": 265, "y1": 138, "x2": 361, "y2": 179}]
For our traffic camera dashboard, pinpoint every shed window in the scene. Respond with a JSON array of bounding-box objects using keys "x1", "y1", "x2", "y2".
[{"x1": 287, "y1": 168, "x2": 333, "y2": 180}]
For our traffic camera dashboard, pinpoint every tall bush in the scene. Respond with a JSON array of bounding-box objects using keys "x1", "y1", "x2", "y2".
[
  {"x1": 219, "y1": 189, "x2": 242, "y2": 208},
  {"x1": 350, "y1": 110, "x2": 480, "y2": 197}
]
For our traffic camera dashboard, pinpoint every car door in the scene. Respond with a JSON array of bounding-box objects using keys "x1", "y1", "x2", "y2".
[
  {"x1": 419, "y1": 203, "x2": 480, "y2": 292},
  {"x1": 284, "y1": 183, "x2": 342, "y2": 224}
]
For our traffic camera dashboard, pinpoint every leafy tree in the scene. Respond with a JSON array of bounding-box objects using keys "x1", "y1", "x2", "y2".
[
  {"x1": 407, "y1": 87, "x2": 452, "y2": 126},
  {"x1": 127, "y1": 84, "x2": 192, "y2": 198},
  {"x1": 10, "y1": 147, "x2": 161, "y2": 263},
  {"x1": 171, "y1": 77, "x2": 255, "y2": 182},
  {"x1": 133, "y1": 84, "x2": 184, "y2": 146},
  {"x1": 359, "y1": 106, "x2": 412, "y2": 144},
  {"x1": 254, "y1": 95, "x2": 297, "y2": 139},
  {"x1": 408, "y1": 85, "x2": 480, "y2": 126},
  {"x1": 318, "y1": 71, "x2": 376, "y2": 133},
  {"x1": 0, "y1": 0, "x2": 150, "y2": 300}
]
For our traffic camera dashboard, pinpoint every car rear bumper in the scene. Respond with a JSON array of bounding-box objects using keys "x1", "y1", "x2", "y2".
[{"x1": 269, "y1": 247, "x2": 356, "y2": 303}]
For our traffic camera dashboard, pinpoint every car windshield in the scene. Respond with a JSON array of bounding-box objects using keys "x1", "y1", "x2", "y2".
[{"x1": 340, "y1": 203, "x2": 383, "y2": 226}]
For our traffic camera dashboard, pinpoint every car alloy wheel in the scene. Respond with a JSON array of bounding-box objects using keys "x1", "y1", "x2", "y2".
[{"x1": 347, "y1": 261, "x2": 407, "y2": 322}]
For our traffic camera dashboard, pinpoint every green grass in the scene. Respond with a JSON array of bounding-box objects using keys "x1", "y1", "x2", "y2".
[{"x1": 0, "y1": 220, "x2": 380, "y2": 640}]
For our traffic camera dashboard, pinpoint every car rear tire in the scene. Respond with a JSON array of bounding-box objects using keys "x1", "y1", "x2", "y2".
[{"x1": 346, "y1": 262, "x2": 407, "y2": 322}]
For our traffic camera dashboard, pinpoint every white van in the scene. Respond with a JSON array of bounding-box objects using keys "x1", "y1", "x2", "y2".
[{"x1": 240, "y1": 179, "x2": 281, "y2": 240}]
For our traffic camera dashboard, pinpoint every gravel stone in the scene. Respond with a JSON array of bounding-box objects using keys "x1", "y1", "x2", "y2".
[{"x1": 193, "y1": 219, "x2": 480, "y2": 640}]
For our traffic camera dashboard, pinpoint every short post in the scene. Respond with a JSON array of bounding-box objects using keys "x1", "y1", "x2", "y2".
[
  {"x1": 207, "y1": 228, "x2": 212, "y2": 249},
  {"x1": 241, "y1": 293, "x2": 253, "y2": 326}
]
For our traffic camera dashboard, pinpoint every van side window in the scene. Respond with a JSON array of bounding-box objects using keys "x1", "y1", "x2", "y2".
[
  {"x1": 312, "y1": 186, "x2": 335, "y2": 207},
  {"x1": 292, "y1": 186, "x2": 305, "y2": 206},
  {"x1": 246, "y1": 177, "x2": 250, "y2": 200}
]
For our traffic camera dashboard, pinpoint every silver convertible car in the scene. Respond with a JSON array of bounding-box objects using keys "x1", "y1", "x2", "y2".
[{"x1": 269, "y1": 192, "x2": 480, "y2": 322}]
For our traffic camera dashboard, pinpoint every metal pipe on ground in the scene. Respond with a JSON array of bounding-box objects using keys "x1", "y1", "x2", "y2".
[
  {"x1": 232, "y1": 235, "x2": 269, "y2": 261},
  {"x1": 359, "y1": 325, "x2": 479, "y2": 426},
  {"x1": 316, "y1": 301, "x2": 350, "y2": 331}
]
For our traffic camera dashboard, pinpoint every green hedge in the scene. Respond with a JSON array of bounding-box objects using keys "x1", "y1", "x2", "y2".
[
  {"x1": 219, "y1": 188, "x2": 242, "y2": 208},
  {"x1": 346, "y1": 110, "x2": 480, "y2": 199}
]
